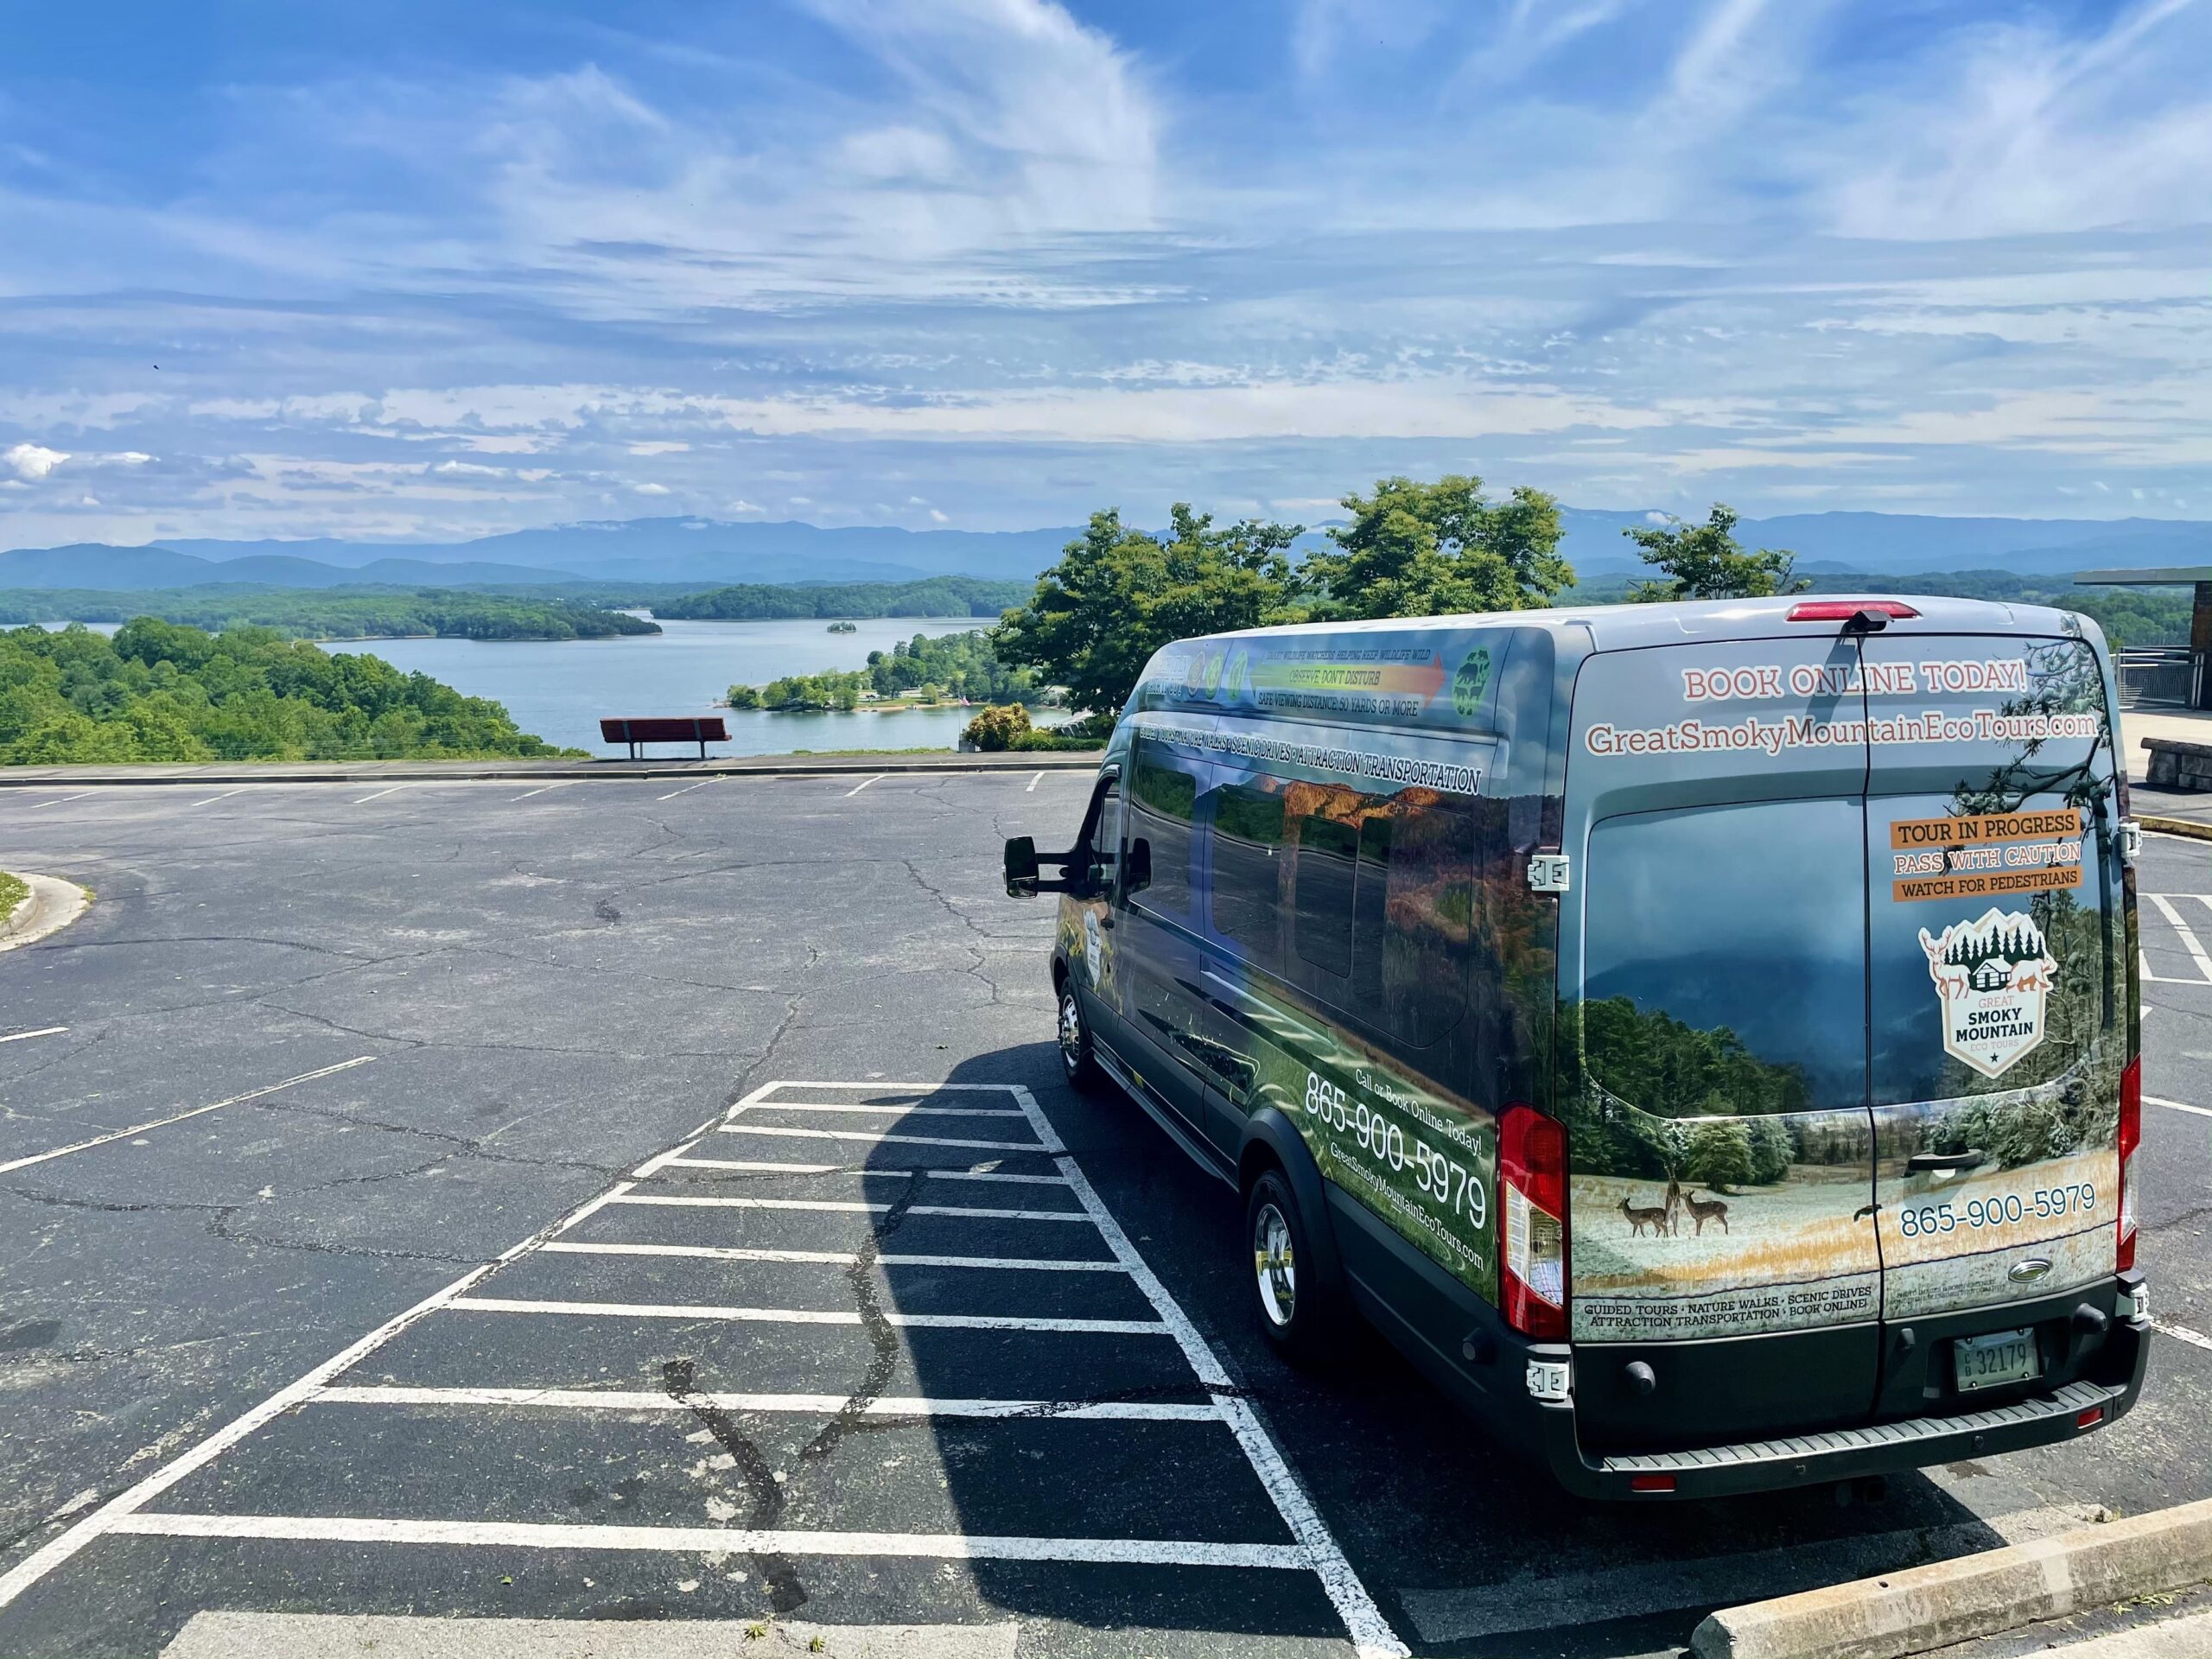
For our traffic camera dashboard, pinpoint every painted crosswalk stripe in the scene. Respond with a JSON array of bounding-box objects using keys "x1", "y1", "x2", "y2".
[
  {"x1": 106, "y1": 1513, "x2": 1306, "y2": 1569},
  {"x1": 448, "y1": 1295, "x2": 1169, "y2": 1335},
  {"x1": 313, "y1": 1386, "x2": 1220, "y2": 1421},
  {"x1": 538, "y1": 1240, "x2": 1128, "y2": 1271},
  {"x1": 716, "y1": 1123, "x2": 1049, "y2": 1153},
  {"x1": 607, "y1": 1193, "x2": 1089, "y2": 1222}
]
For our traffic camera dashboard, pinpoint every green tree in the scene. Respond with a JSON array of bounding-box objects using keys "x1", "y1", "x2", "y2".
[
  {"x1": 1683, "y1": 1119, "x2": 1757, "y2": 1192},
  {"x1": 1300, "y1": 474, "x2": 1572, "y2": 620},
  {"x1": 963, "y1": 703, "x2": 1033, "y2": 751},
  {"x1": 1626, "y1": 505, "x2": 1807, "y2": 601},
  {"x1": 991, "y1": 506, "x2": 1306, "y2": 716},
  {"x1": 724, "y1": 683, "x2": 762, "y2": 709}
]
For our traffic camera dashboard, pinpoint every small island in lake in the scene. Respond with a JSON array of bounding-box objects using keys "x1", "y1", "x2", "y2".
[{"x1": 826, "y1": 620, "x2": 858, "y2": 632}]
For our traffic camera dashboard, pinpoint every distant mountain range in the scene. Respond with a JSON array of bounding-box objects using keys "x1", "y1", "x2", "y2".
[{"x1": 3, "y1": 510, "x2": 2205, "y2": 593}]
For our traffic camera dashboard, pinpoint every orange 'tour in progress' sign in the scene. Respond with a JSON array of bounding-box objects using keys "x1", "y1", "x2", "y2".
[{"x1": 1890, "y1": 809, "x2": 2085, "y2": 904}]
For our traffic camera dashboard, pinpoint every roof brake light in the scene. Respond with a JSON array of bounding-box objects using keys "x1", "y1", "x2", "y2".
[{"x1": 1786, "y1": 600, "x2": 1921, "y2": 622}]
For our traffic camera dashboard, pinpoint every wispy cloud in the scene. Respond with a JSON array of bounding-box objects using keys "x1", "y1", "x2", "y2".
[{"x1": 1, "y1": 0, "x2": 2208, "y2": 547}]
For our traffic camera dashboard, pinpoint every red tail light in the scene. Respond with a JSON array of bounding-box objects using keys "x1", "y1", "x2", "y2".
[
  {"x1": 1786, "y1": 600, "x2": 1921, "y2": 622},
  {"x1": 2117, "y1": 1055, "x2": 2141, "y2": 1273},
  {"x1": 1629, "y1": 1473, "x2": 1677, "y2": 1493},
  {"x1": 1499, "y1": 1103, "x2": 1567, "y2": 1341},
  {"x1": 2076, "y1": 1407, "x2": 2107, "y2": 1431}
]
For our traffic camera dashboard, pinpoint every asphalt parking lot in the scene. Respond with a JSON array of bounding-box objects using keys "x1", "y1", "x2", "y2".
[{"x1": 0, "y1": 771, "x2": 2208, "y2": 1658}]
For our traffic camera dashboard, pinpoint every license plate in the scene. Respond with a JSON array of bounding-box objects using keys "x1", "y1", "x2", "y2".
[{"x1": 1954, "y1": 1328, "x2": 2039, "y2": 1393}]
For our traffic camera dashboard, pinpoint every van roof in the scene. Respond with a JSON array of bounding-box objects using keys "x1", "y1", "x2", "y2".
[{"x1": 1174, "y1": 594, "x2": 2100, "y2": 655}]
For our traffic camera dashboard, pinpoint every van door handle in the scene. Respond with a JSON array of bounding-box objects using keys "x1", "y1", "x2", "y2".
[{"x1": 1906, "y1": 1149, "x2": 1986, "y2": 1173}]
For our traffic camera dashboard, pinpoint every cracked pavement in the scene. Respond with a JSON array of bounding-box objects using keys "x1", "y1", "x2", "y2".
[{"x1": 0, "y1": 779, "x2": 2208, "y2": 1659}]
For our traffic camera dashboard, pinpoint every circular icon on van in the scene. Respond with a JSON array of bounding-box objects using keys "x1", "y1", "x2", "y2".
[
  {"x1": 1452, "y1": 648, "x2": 1491, "y2": 717},
  {"x1": 1919, "y1": 908, "x2": 2056, "y2": 1078}
]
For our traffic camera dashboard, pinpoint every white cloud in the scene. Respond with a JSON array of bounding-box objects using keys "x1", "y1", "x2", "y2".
[
  {"x1": 431, "y1": 459, "x2": 505, "y2": 476},
  {"x1": 627, "y1": 441, "x2": 690, "y2": 455},
  {"x1": 631, "y1": 481, "x2": 671, "y2": 495},
  {"x1": 929, "y1": 507, "x2": 949, "y2": 522},
  {"x1": 4, "y1": 442, "x2": 69, "y2": 480}
]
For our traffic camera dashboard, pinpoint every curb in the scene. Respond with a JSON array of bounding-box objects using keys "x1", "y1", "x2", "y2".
[
  {"x1": 0, "y1": 873, "x2": 91, "y2": 952},
  {"x1": 2139, "y1": 815, "x2": 2212, "y2": 843},
  {"x1": 1692, "y1": 1497, "x2": 2212, "y2": 1659},
  {"x1": 0, "y1": 754, "x2": 1104, "y2": 789}
]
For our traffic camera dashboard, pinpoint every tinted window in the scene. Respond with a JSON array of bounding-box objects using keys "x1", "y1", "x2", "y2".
[
  {"x1": 1128, "y1": 741, "x2": 1198, "y2": 921},
  {"x1": 1351, "y1": 801, "x2": 1475, "y2": 1048},
  {"x1": 1583, "y1": 799, "x2": 1866, "y2": 1117},
  {"x1": 1210, "y1": 780, "x2": 1286, "y2": 969},
  {"x1": 1291, "y1": 814, "x2": 1357, "y2": 978}
]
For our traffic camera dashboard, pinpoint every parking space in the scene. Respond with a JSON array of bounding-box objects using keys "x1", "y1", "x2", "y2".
[
  {"x1": 0, "y1": 1080, "x2": 1393, "y2": 1658},
  {"x1": 2, "y1": 779, "x2": 2209, "y2": 1658}
]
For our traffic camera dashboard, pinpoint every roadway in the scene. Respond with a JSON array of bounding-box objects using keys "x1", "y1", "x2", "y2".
[{"x1": 0, "y1": 772, "x2": 2206, "y2": 1658}]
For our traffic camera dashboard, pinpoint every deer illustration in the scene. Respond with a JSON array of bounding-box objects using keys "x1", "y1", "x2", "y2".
[
  {"x1": 1681, "y1": 1191, "x2": 1731, "y2": 1236},
  {"x1": 1663, "y1": 1178, "x2": 1686, "y2": 1236},
  {"x1": 1618, "y1": 1196, "x2": 1670, "y2": 1237}
]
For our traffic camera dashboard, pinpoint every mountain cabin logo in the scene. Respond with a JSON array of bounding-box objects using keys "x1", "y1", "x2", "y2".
[{"x1": 1918, "y1": 907, "x2": 2057, "y2": 1078}]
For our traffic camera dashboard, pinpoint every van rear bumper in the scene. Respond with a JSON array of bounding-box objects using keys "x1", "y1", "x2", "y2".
[{"x1": 1529, "y1": 1311, "x2": 2150, "y2": 1500}]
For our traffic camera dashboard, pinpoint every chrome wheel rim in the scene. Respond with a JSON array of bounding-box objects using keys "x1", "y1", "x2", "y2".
[
  {"x1": 1058, "y1": 991, "x2": 1084, "y2": 1076},
  {"x1": 1254, "y1": 1202, "x2": 1296, "y2": 1328}
]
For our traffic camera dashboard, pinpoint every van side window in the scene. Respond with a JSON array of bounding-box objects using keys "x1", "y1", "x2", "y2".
[
  {"x1": 1128, "y1": 741, "x2": 1199, "y2": 921},
  {"x1": 1290, "y1": 814, "x2": 1357, "y2": 978},
  {"x1": 1210, "y1": 779, "x2": 1287, "y2": 970},
  {"x1": 1351, "y1": 802, "x2": 1474, "y2": 1048}
]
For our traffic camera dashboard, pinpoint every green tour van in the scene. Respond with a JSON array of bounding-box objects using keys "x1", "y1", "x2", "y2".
[{"x1": 1003, "y1": 595, "x2": 2150, "y2": 1499}]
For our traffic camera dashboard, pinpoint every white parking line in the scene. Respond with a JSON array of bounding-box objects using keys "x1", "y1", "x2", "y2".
[
  {"x1": 0, "y1": 1056, "x2": 378, "y2": 1176},
  {"x1": 843, "y1": 772, "x2": 886, "y2": 797},
  {"x1": 184, "y1": 788, "x2": 247, "y2": 808},
  {"x1": 2146, "y1": 894, "x2": 2212, "y2": 983},
  {"x1": 105, "y1": 1513, "x2": 1307, "y2": 1571},
  {"x1": 28, "y1": 791, "x2": 96, "y2": 809},
  {"x1": 313, "y1": 1385, "x2": 1219, "y2": 1421},
  {"x1": 751, "y1": 1102, "x2": 1030, "y2": 1119},
  {"x1": 448, "y1": 1295, "x2": 1169, "y2": 1336},
  {"x1": 607, "y1": 1194, "x2": 1090, "y2": 1223},
  {"x1": 2154, "y1": 1319, "x2": 2212, "y2": 1354},
  {"x1": 352, "y1": 785, "x2": 406, "y2": 805},
  {"x1": 715, "y1": 1124, "x2": 1051, "y2": 1154},
  {"x1": 538, "y1": 1240, "x2": 1128, "y2": 1272},
  {"x1": 0, "y1": 1025, "x2": 68, "y2": 1045},
  {"x1": 1027, "y1": 771, "x2": 1043, "y2": 791},
  {"x1": 0, "y1": 1179, "x2": 636, "y2": 1612},
  {"x1": 655, "y1": 779, "x2": 719, "y2": 802},
  {"x1": 511, "y1": 783, "x2": 573, "y2": 801},
  {"x1": 1003, "y1": 1082, "x2": 1407, "y2": 1658},
  {"x1": 2149, "y1": 1095, "x2": 2212, "y2": 1120}
]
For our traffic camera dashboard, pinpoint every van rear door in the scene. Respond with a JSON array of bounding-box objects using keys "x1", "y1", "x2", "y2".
[
  {"x1": 1565, "y1": 638, "x2": 1885, "y2": 1447},
  {"x1": 1859, "y1": 631, "x2": 2125, "y2": 1392}
]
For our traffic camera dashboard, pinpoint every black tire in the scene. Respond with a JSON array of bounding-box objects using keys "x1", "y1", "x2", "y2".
[
  {"x1": 1244, "y1": 1166, "x2": 1348, "y2": 1364},
  {"x1": 1056, "y1": 981, "x2": 1103, "y2": 1093}
]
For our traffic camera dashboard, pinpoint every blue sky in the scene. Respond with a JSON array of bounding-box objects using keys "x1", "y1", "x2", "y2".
[{"x1": 2, "y1": 0, "x2": 2208, "y2": 547}]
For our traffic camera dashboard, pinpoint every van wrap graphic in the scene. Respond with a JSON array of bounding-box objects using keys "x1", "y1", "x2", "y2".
[{"x1": 1920, "y1": 908, "x2": 2057, "y2": 1078}]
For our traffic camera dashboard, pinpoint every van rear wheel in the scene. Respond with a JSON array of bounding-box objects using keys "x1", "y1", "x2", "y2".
[
  {"x1": 1057, "y1": 982, "x2": 1103, "y2": 1093},
  {"x1": 1245, "y1": 1167, "x2": 1345, "y2": 1363}
]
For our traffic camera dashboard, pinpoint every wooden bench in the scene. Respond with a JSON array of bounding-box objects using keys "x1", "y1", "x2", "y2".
[{"x1": 599, "y1": 716, "x2": 730, "y2": 760}]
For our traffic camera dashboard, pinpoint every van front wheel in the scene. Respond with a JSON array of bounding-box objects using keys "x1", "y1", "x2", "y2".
[
  {"x1": 1057, "y1": 983, "x2": 1103, "y2": 1092},
  {"x1": 1245, "y1": 1168, "x2": 1344, "y2": 1363}
]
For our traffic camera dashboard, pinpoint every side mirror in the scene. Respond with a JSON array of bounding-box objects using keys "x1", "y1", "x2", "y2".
[
  {"x1": 1003, "y1": 836, "x2": 1040, "y2": 897},
  {"x1": 1125, "y1": 836, "x2": 1152, "y2": 895}
]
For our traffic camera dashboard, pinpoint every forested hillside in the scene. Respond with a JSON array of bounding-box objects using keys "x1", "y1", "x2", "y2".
[
  {"x1": 0, "y1": 588, "x2": 659, "y2": 642},
  {"x1": 0, "y1": 620, "x2": 570, "y2": 763}
]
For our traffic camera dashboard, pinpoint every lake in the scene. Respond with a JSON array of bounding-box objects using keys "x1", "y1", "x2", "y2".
[{"x1": 324, "y1": 617, "x2": 1002, "y2": 756}]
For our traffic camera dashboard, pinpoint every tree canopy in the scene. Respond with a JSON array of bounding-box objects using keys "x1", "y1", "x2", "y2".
[
  {"x1": 1300, "y1": 474, "x2": 1572, "y2": 620},
  {"x1": 1625, "y1": 504, "x2": 1807, "y2": 601},
  {"x1": 991, "y1": 505, "x2": 1308, "y2": 715},
  {"x1": 0, "y1": 620, "x2": 570, "y2": 763}
]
